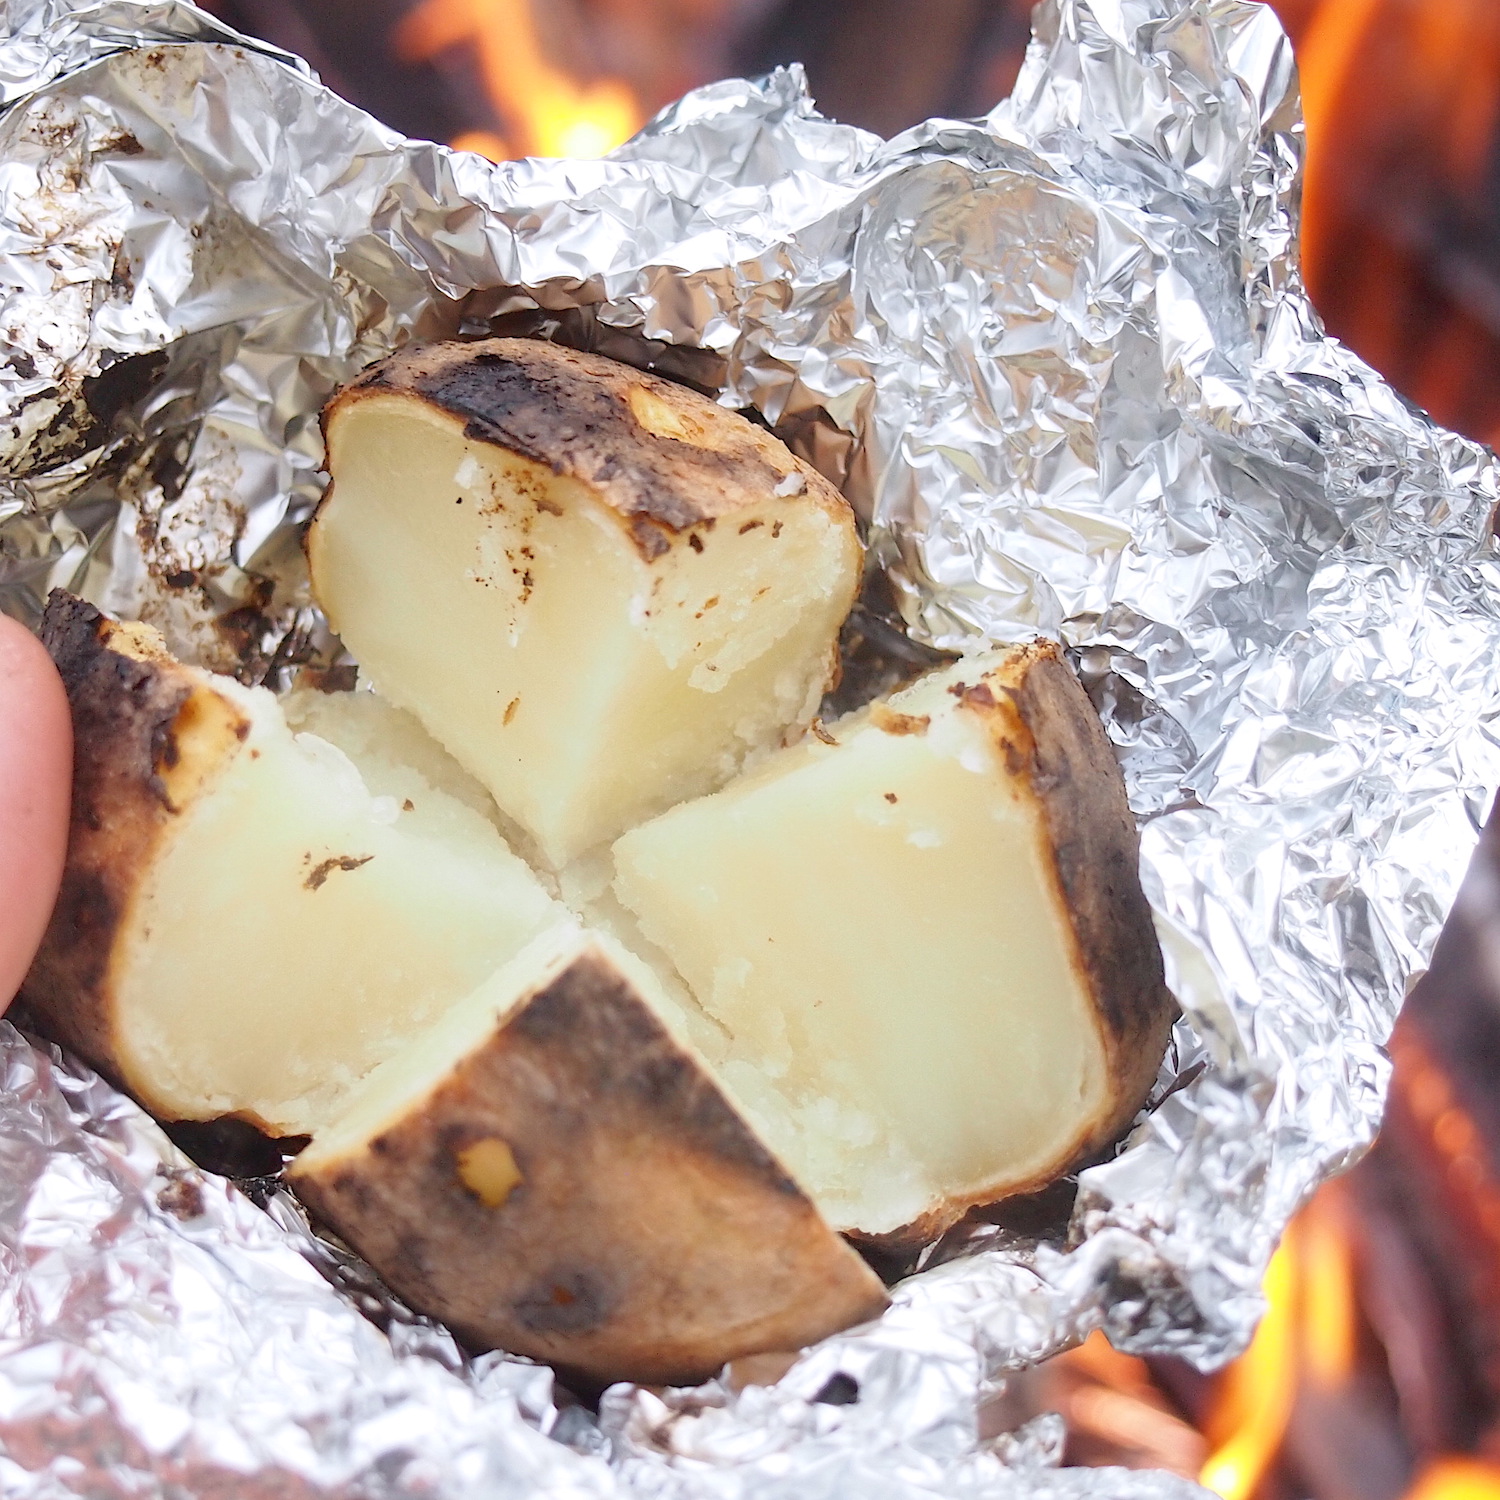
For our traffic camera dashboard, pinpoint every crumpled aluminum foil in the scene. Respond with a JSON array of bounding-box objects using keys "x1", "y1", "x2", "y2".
[{"x1": 2, "y1": 0, "x2": 1499, "y2": 1493}]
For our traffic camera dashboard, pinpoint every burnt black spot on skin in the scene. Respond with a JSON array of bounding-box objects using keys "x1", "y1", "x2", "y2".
[
  {"x1": 58, "y1": 869, "x2": 116, "y2": 946},
  {"x1": 688, "y1": 533, "x2": 704, "y2": 553},
  {"x1": 303, "y1": 854, "x2": 374, "y2": 891},
  {"x1": 627, "y1": 515, "x2": 672, "y2": 560},
  {"x1": 330, "y1": 1172, "x2": 377, "y2": 1216},
  {"x1": 512, "y1": 1269, "x2": 613, "y2": 1334},
  {"x1": 884, "y1": 792, "x2": 898, "y2": 804},
  {"x1": 153, "y1": 723, "x2": 182, "y2": 770}
]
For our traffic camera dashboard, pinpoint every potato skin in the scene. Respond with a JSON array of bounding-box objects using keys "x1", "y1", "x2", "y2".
[
  {"x1": 319, "y1": 338, "x2": 856, "y2": 560},
  {"x1": 290, "y1": 946, "x2": 888, "y2": 1387},
  {"x1": 862, "y1": 641, "x2": 1175, "y2": 1251},
  {"x1": 21, "y1": 591, "x2": 248, "y2": 1103},
  {"x1": 980, "y1": 642, "x2": 1173, "y2": 1111}
]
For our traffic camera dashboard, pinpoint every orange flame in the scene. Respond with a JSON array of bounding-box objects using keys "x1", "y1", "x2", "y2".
[
  {"x1": 1293, "y1": 0, "x2": 1383, "y2": 291},
  {"x1": 1280, "y1": 0, "x2": 1500, "y2": 447},
  {"x1": 1196, "y1": 1182, "x2": 1360, "y2": 1500},
  {"x1": 1299, "y1": 1179, "x2": 1359, "y2": 1389},
  {"x1": 1198, "y1": 1237, "x2": 1299, "y2": 1500},
  {"x1": 1297, "y1": 0, "x2": 1500, "y2": 290},
  {"x1": 395, "y1": 0, "x2": 643, "y2": 160}
]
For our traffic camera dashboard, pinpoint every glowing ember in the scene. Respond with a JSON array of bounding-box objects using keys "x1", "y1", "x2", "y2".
[{"x1": 395, "y1": 0, "x2": 643, "y2": 160}]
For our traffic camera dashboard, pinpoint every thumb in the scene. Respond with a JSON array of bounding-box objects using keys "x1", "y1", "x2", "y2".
[{"x1": 0, "y1": 614, "x2": 72, "y2": 1013}]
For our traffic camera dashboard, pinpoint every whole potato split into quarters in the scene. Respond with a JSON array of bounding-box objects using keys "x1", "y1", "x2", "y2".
[{"x1": 23, "y1": 338, "x2": 1174, "y2": 1385}]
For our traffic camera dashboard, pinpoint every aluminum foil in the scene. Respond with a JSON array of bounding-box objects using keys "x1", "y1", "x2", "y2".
[{"x1": 3, "y1": 0, "x2": 1499, "y2": 1493}]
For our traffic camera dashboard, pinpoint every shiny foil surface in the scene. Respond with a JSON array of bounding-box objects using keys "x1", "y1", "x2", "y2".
[{"x1": 2, "y1": 0, "x2": 1499, "y2": 1493}]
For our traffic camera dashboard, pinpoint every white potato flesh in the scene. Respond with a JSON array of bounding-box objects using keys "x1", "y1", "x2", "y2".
[
  {"x1": 610, "y1": 654, "x2": 1110, "y2": 1237},
  {"x1": 313, "y1": 395, "x2": 855, "y2": 868},
  {"x1": 115, "y1": 680, "x2": 566, "y2": 1136},
  {"x1": 281, "y1": 687, "x2": 500, "y2": 826}
]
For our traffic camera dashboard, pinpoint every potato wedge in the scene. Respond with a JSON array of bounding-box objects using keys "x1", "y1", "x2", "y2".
[
  {"x1": 24, "y1": 593, "x2": 566, "y2": 1136},
  {"x1": 611, "y1": 641, "x2": 1174, "y2": 1245},
  {"x1": 308, "y1": 338, "x2": 862, "y2": 868},
  {"x1": 289, "y1": 926, "x2": 887, "y2": 1386}
]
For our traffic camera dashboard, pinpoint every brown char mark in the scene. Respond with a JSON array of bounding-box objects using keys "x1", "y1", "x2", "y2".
[
  {"x1": 509, "y1": 954, "x2": 805, "y2": 1196},
  {"x1": 1008, "y1": 650, "x2": 1171, "y2": 1057},
  {"x1": 353, "y1": 339, "x2": 809, "y2": 545},
  {"x1": 512, "y1": 1268, "x2": 614, "y2": 1335},
  {"x1": 22, "y1": 593, "x2": 201, "y2": 1081}
]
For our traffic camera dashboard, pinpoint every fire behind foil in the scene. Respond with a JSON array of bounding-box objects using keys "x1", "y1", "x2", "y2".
[{"x1": 2, "y1": 0, "x2": 1499, "y2": 1494}]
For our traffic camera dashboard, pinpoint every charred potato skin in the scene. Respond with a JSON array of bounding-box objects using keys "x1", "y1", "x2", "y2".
[
  {"x1": 984, "y1": 641, "x2": 1173, "y2": 1103},
  {"x1": 21, "y1": 591, "x2": 248, "y2": 1104},
  {"x1": 290, "y1": 947, "x2": 888, "y2": 1387},
  {"x1": 863, "y1": 641, "x2": 1175, "y2": 1251},
  {"x1": 315, "y1": 337, "x2": 857, "y2": 561}
]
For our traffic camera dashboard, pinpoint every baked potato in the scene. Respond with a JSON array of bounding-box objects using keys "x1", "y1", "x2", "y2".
[{"x1": 24, "y1": 340, "x2": 1174, "y2": 1385}]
